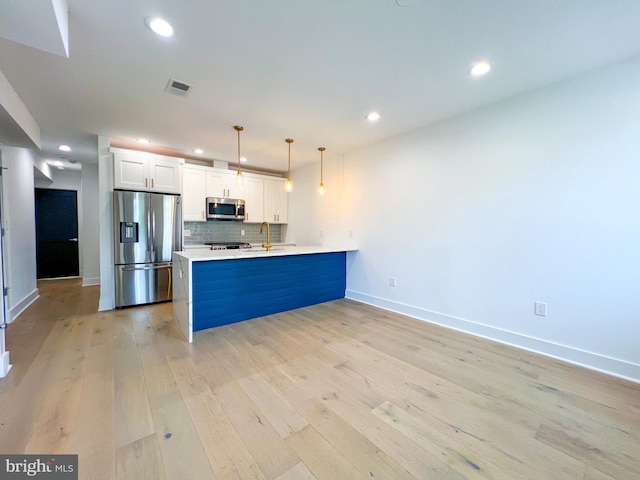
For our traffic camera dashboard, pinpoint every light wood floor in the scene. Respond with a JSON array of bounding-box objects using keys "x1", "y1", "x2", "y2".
[{"x1": 1, "y1": 279, "x2": 639, "y2": 479}]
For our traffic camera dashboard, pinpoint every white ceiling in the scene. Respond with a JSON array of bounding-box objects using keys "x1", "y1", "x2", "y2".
[{"x1": 1, "y1": 0, "x2": 640, "y2": 172}]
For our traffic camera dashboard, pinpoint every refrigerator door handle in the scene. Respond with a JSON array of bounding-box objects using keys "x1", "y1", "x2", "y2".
[
  {"x1": 146, "y1": 204, "x2": 152, "y2": 252},
  {"x1": 166, "y1": 266, "x2": 172, "y2": 299},
  {"x1": 122, "y1": 264, "x2": 171, "y2": 272},
  {"x1": 151, "y1": 205, "x2": 156, "y2": 251}
]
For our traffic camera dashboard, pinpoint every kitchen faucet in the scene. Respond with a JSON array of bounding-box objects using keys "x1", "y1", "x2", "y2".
[{"x1": 260, "y1": 221, "x2": 272, "y2": 251}]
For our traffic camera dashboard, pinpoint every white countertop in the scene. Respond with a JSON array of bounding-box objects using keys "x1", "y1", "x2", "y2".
[{"x1": 175, "y1": 245, "x2": 357, "y2": 262}]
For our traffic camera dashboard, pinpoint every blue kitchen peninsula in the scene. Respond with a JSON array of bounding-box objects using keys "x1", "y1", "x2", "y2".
[{"x1": 172, "y1": 246, "x2": 357, "y2": 342}]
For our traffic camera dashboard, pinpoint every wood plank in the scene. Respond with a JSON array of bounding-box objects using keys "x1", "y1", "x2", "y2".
[
  {"x1": 79, "y1": 449, "x2": 116, "y2": 480},
  {"x1": 149, "y1": 391, "x2": 216, "y2": 480},
  {"x1": 314, "y1": 381, "x2": 451, "y2": 479},
  {"x1": 285, "y1": 425, "x2": 369, "y2": 480},
  {"x1": 116, "y1": 434, "x2": 166, "y2": 480},
  {"x1": 133, "y1": 315, "x2": 179, "y2": 400},
  {"x1": 372, "y1": 400, "x2": 513, "y2": 480},
  {"x1": 275, "y1": 462, "x2": 318, "y2": 480},
  {"x1": 214, "y1": 381, "x2": 300, "y2": 478},
  {"x1": 113, "y1": 325, "x2": 155, "y2": 448},
  {"x1": 237, "y1": 372, "x2": 308, "y2": 438},
  {"x1": 73, "y1": 320, "x2": 116, "y2": 462},
  {"x1": 300, "y1": 400, "x2": 415, "y2": 480},
  {"x1": 24, "y1": 374, "x2": 84, "y2": 453},
  {"x1": 183, "y1": 391, "x2": 267, "y2": 480},
  {"x1": 535, "y1": 422, "x2": 640, "y2": 479}
]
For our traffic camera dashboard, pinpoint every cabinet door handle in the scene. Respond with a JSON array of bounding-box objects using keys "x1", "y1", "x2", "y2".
[
  {"x1": 151, "y1": 178, "x2": 154, "y2": 188},
  {"x1": 145, "y1": 178, "x2": 148, "y2": 188},
  {"x1": 202, "y1": 210, "x2": 204, "y2": 220}
]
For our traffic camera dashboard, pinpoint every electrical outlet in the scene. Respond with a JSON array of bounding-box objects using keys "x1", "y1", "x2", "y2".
[
  {"x1": 320, "y1": 230, "x2": 324, "y2": 238},
  {"x1": 183, "y1": 229, "x2": 191, "y2": 237},
  {"x1": 389, "y1": 277, "x2": 396, "y2": 287},
  {"x1": 535, "y1": 301, "x2": 547, "y2": 317},
  {"x1": 240, "y1": 229, "x2": 245, "y2": 236}
]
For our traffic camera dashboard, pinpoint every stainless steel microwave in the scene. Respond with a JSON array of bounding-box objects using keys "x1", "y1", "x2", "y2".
[{"x1": 206, "y1": 197, "x2": 245, "y2": 221}]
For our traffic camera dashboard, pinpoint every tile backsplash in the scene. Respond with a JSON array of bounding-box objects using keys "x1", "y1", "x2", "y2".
[{"x1": 183, "y1": 221, "x2": 283, "y2": 245}]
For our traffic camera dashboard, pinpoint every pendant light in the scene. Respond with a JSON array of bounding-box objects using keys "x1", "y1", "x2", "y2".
[
  {"x1": 234, "y1": 125, "x2": 244, "y2": 184},
  {"x1": 318, "y1": 147, "x2": 325, "y2": 195},
  {"x1": 285, "y1": 138, "x2": 294, "y2": 192}
]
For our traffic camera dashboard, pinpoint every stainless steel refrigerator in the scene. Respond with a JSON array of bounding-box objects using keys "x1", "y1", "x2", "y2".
[{"x1": 113, "y1": 190, "x2": 182, "y2": 307}]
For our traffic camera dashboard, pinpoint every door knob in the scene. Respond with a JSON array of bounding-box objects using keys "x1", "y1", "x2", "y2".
[{"x1": 69, "y1": 238, "x2": 78, "y2": 242}]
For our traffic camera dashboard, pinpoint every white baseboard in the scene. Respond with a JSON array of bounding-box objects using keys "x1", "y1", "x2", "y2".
[
  {"x1": 345, "y1": 290, "x2": 640, "y2": 384},
  {"x1": 7, "y1": 288, "x2": 39, "y2": 323},
  {"x1": 82, "y1": 277, "x2": 100, "y2": 287},
  {"x1": 0, "y1": 350, "x2": 11, "y2": 378}
]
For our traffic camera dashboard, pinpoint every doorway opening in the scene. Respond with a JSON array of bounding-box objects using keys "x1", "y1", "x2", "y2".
[{"x1": 34, "y1": 188, "x2": 80, "y2": 279}]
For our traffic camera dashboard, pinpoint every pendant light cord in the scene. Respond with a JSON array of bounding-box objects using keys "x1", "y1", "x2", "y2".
[{"x1": 234, "y1": 125, "x2": 244, "y2": 176}]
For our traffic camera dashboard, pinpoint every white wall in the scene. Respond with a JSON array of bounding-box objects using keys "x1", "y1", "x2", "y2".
[
  {"x1": 288, "y1": 149, "x2": 348, "y2": 247},
  {"x1": 98, "y1": 136, "x2": 114, "y2": 310},
  {"x1": 0, "y1": 146, "x2": 40, "y2": 321},
  {"x1": 35, "y1": 167, "x2": 81, "y2": 190},
  {"x1": 82, "y1": 163, "x2": 100, "y2": 286},
  {"x1": 0, "y1": 149, "x2": 9, "y2": 377},
  {"x1": 289, "y1": 57, "x2": 640, "y2": 382}
]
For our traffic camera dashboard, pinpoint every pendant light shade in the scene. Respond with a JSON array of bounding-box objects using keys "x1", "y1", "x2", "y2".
[
  {"x1": 285, "y1": 138, "x2": 294, "y2": 192},
  {"x1": 234, "y1": 125, "x2": 244, "y2": 184},
  {"x1": 318, "y1": 147, "x2": 325, "y2": 195}
]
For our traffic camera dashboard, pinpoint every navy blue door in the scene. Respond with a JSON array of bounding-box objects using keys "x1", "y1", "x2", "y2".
[{"x1": 35, "y1": 189, "x2": 79, "y2": 278}]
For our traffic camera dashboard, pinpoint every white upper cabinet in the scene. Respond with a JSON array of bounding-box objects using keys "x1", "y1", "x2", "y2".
[
  {"x1": 205, "y1": 170, "x2": 246, "y2": 199},
  {"x1": 243, "y1": 177, "x2": 264, "y2": 224},
  {"x1": 204, "y1": 171, "x2": 225, "y2": 197},
  {"x1": 182, "y1": 166, "x2": 207, "y2": 222},
  {"x1": 112, "y1": 148, "x2": 183, "y2": 194},
  {"x1": 264, "y1": 178, "x2": 288, "y2": 224}
]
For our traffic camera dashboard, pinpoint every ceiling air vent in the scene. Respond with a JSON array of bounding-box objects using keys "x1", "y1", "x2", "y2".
[{"x1": 165, "y1": 78, "x2": 192, "y2": 97}]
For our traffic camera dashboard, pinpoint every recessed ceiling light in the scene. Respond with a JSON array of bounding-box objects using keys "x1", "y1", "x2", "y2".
[
  {"x1": 137, "y1": 138, "x2": 150, "y2": 144},
  {"x1": 469, "y1": 61, "x2": 491, "y2": 77},
  {"x1": 194, "y1": 148, "x2": 204, "y2": 155},
  {"x1": 367, "y1": 111, "x2": 381, "y2": 122},
  {"x1": 58, "y1": 144, "x2": 71, "y2": 152},
  {"x1": 240, "y1": 156, "x2": 247, "y2": 163},
  {"x1": 145, "y1": 17, "x2": 174, "y2": 37}
]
